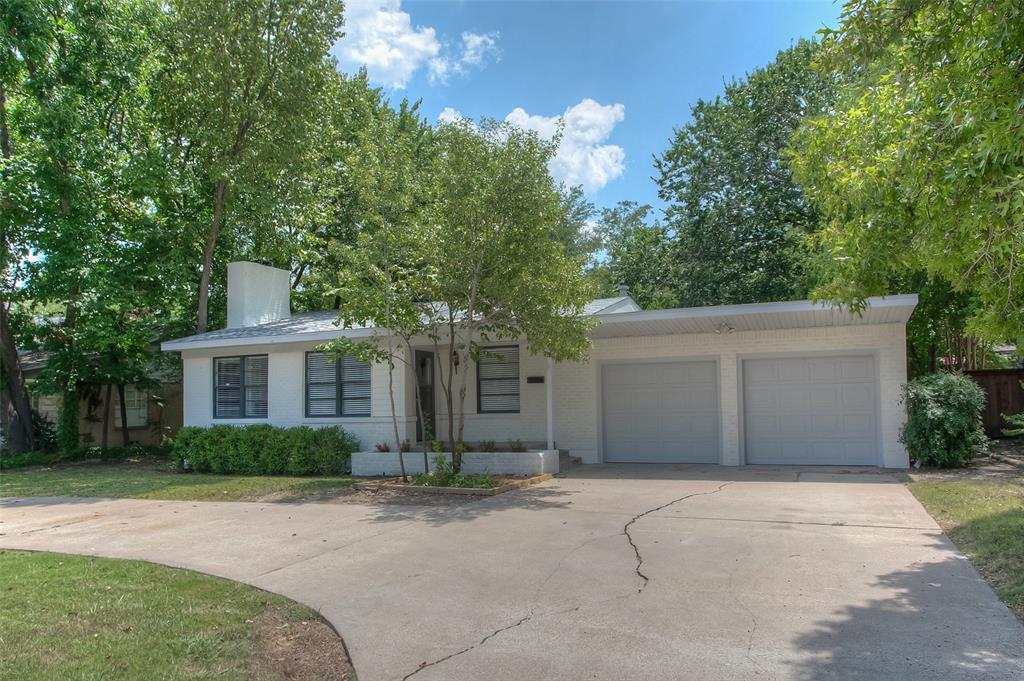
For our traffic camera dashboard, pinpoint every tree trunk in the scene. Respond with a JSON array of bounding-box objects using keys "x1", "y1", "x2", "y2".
[
  {"x1": 117, "y1": 384, "x2": 129, "y2": 447},
  {"x1": 101, "y1": 383, "x2": 113, "y2": 449},
  {"x1": 196, "y1": 179, "x2": 227, "y2": 334},
  {"x1": 386, "y1": 350, "x2": 407, "y2": 482},
  {"x1": 0, "y1": 304, "x2": 34, "y2": 452}
]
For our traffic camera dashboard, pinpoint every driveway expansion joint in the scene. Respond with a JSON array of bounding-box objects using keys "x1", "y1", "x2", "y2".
[{"x1": 622, "y1": 482, "x2": 734, "y2": 592}]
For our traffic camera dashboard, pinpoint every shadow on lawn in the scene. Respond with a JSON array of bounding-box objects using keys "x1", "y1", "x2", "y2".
[{"x1": 785, "y1": 530, "x2": 1024, "y2": 681}]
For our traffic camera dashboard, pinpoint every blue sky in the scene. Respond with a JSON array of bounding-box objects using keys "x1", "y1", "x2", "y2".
[{"x1": 332, "y1": 1, "x2": 840, "y2": 213}]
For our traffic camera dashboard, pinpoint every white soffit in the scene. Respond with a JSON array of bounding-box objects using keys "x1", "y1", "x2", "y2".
[{"x1": 590, "y1": 295, "x2": 919, "y2": 339}]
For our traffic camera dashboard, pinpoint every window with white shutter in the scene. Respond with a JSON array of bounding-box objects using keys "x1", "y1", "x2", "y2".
[
  {"x1": 305, "y1": 352, "x2": 371, "y2": 417},
  {"x1": 477, "y1": 346, "x2": 520, "y2": 413},
  {"x1": 214, "y1": 355, "x2": 268, "y2": 418}
]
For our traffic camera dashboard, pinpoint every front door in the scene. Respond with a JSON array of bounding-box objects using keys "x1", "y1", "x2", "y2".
[{"x1": 415, "y1": 351, "x2": 436, "y2": 442}]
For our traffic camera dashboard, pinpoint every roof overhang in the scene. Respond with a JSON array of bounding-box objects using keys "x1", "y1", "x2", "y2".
[
  {"x1": 160, "y1": 325, "x2": 378, "y2": 352},
  {"x1": 590, "y1": 295, "x2": 918, "y2": 339}
]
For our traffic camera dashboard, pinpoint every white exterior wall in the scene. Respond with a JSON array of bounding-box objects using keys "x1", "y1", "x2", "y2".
[
  {"x1": 178, "y1": 322, "x2": 909, "y2": 468},
  {"x1": 180, "y1": 341, "x2": 413, "y2": 451}
]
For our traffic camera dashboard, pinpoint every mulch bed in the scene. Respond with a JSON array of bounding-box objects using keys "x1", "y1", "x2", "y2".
[
  {"x1": 253, "y1": 606, "x2": 355, "y2": 681},
  {"x1": 353, "y1": 473, "x2": 553, "y2": 496},
  {"x1": 910, "y1": 438, "x2": 1024, "y2": 481}
]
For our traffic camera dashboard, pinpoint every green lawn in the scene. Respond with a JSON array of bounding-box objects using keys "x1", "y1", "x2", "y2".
[
  {"x1": 908, "y1": 479, "x2": 1024, "y2": 620},
  {"x1": 0, "y1": 459, "x2": 353, "y2": 502},
  {"x1": 0, "y1": 550, "x2": 344, "y2": 680}
]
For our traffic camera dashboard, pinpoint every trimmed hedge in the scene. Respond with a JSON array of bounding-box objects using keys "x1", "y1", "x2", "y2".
[
  {"x1": 172, "y1": 425, "x2": 358, "y2": 476},
  {"x1": 900, "y1": 372, "x2": 988, "y2": 468}
]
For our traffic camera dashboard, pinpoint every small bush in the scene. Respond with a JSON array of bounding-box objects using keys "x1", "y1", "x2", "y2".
[
  {"x1": 0, "y1": 451, "x2": 53, "y2": 470},
  {"x1": 375, "y1": 441, "x2": 391, "y2": 452},
  {"x1": 1002, "y1": 381, "x2": 1024, "y2": 437},
  {"x1": 399, "y1": 439, "x2": 412, "y2": 453},
  {"x1": 430, "y1": 439, "x2": 444, "y2": 453},
  {"x1": 507, "y1": 439, "x2": 526, "y2": 452},
  {"x1": 901, "y1": 372, "x2": 988, "y2": 468},
  {"x1": 172, "y1": 425, "x2": 358, "y2": 476},
  {"x1": 412, "y1": 454, "x2": 495, "y2": 488},
  {"x1": 476, "y1": 440, "x2": 496, "y2": 453},
  {"x1": 31, "y1": 411, "x2": 58, "y2": 453}
]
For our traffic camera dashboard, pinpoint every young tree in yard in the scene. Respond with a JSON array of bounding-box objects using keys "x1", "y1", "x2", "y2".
[
  {"x1": 790, "y1": 0, "x2": 1024, "y2": 344},
  {"x1": 320, "y1": 103, "x2": 436, "y2": 480},
  {"x1": 655, "y1": 40, "x2": 837, "y2": 307},
  {"x1": 157, "y1": 0, "x2": 344, "y2": 333},
  {"x1": 427, "y1": 119, "x2": 596, "y2": 472}
]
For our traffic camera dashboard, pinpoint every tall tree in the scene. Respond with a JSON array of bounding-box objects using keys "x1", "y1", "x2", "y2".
[
  {"x1": 157, "y1": 0, "x2": 344, "y2": 333},
  {"x1": 655, "y1": 40, "x2": 837, "y2": 306},
  {"x1": 791, "y1": 0, "x2": 1024, "y2": 343},
  {"x1": 1, "y1": 0, "x2": 170, "y2": 453},
  {"x1": 597, "y1": 201, "x2": 678, "y2": 309}
]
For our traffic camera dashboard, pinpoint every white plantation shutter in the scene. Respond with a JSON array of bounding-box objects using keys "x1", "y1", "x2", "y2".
[
  {"x1": 340, "y1": 355, "x2": 371, "y2": 416},
  {"x1": 244, "y1": 356, "x2": 268, "y2": 417},
  {"x1": 477, "y1": 346, "x2": 520, "y2": 413},
  {"x1": 306, "y1": 352, "x2": 338, "y2": 416},
  {"x1": 214, "y1": 357, "x2": 242, "y2": 417},
  {"x1": 215, "y1": 356, "x2": 267, "y2": 418},
  {"x1": 306, "y1": 353, "x2": 371, "y2": 417}
]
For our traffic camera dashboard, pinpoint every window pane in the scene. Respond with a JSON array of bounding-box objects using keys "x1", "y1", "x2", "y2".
[
  {"x1": 307, "y1": 353, "x2": 337, "y2": 383},
  {"x1": 245, "y1": 356, "x2": 268, "y2": 386},
  {"x1": 478, "y1": 346, "x2": 520, "y2": 413},
  {"x1": 308, "y1": 398, "x2": 337, "y2": 416},
  {"x1": 341, "y1": 356, "x2": 370, "y2": 382},
  {"x1": 342, "y1": 398, "x2": 371, "y2": 416},
  {"x1": 215, "y1": 386, "x2": 241, "y2": 417},
  {"x1": 245, "y1": 385, "x2": 268, "y2": 418},
  {"x1": 117, "y1": 386, "x2": 148, "y2": 428},
  {"x1": 480, "y1": 394, "x2": 520, "y2": 413},
  {"x1": 215, "y1": 357, "x2": 241, "y2": 387}
]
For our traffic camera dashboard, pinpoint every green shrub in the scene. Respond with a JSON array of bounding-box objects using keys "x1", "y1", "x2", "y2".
[
  {"x1": 412, "y1": 454, "x2": 495, "y2": 488},
  {"x1": 1001, "y1": 381, "x2": 1024, "y2": 437},
  {"x1": 172, "y1": 425, "x2": 358, "y2": 476},
  {"x1": 477, "y1": 440, "x2": 496, "y2": 453},
  {"x1": 31, "y1": 411, "x2": 58, "y2": 453},
  {"x1": 507, "y1": 439, "x2": 526, "y2": 452},
  {"x1": 0, "y1": 451, "x2": 53, "y2": 470},
  {"x1": 901, "y1": 372, "x2": 988, "y2": 467}
]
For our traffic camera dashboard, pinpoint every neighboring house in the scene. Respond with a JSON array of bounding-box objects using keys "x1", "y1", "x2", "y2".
[
  {"x1": 162, "y1": 261, "x2": 918, "y2": 468},
  {"x1": 12, "y1": 351, "x2": 183, "y2": 448}
]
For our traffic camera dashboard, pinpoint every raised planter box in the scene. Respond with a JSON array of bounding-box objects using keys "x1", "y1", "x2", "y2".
[
  {"x1": 353, "y1": 473, "x2": 553, "y2": 496},
  {"x1": 351, "y1": 450, "x2": 559, "y2": 477}
]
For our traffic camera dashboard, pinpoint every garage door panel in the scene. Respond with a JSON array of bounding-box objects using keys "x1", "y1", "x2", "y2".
[
  {"x1": 603, "y1": 361, "x2": 720, "y2": 464},
  {"x1": 744, "y1": 356, "x2": 878, "y2": 466}
]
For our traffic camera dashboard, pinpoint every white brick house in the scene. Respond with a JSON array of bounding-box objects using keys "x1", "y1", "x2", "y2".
[{"x1": 162, "y1": 262, "x2": 918, "y2": 468}]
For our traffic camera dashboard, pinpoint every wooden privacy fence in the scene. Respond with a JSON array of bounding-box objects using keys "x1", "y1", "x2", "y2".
[{"x1": 966, "y1": 369, "x2": 1024, "y2": 438}]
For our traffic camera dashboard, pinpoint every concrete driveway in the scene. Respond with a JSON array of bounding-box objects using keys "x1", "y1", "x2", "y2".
[{"x1": 2, "y1": 465, "x2": 1022, "y2": 680}]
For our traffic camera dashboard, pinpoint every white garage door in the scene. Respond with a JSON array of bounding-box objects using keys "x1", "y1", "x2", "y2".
[
  {"x1": 602, "y1": 361, "x2": 720, "y2": 463},
  {"x1": 743, "y1": 355, "x2": 879, "y2": 465}
]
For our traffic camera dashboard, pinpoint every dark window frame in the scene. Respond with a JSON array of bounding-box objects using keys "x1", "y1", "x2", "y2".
[
  {"x1": 304, "y1": 351, "x2": 372, "y2": 418},
  {"x1": 212, "y1": 354, "x2": 268, "y2": 419},
  {"x1": 476, "y1": 345, "x2": 521, "y2": 414}
]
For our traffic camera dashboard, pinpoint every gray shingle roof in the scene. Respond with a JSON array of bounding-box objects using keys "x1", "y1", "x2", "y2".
[{"x1": 162, "y1": 297, "x2": 636, "y2": 351}]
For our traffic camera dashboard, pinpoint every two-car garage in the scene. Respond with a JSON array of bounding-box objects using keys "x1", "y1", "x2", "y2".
[{"x1": 600, "y1": 353, "x2": 882, "y2": 466}]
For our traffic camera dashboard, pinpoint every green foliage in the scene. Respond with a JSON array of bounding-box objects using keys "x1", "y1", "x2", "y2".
[
  {"x1": 55, "y1": 388, "x2": 80, "y2": 455},
  {"x1": 507, "y1": 439, "x2": 526, "y2": 453},
  {"x1": 1003, "y1": 382, "x2": 1024, "y2": 438},
  {"x1": 901, "y1": 373, "x2": 988, "y2": 468},
  {"x1": 595, "y1": 202, "x2": 678, "y2": 309},
  {"x1": 375, "y1": 442, "x2": 391, "y2": 452},
  {"x1": 172, "y1": 425, "x2": 357, "y2": 476},
  {"x1": 791, "y1": 0, "x2": 1024, "y2": 342},
  {"x1": 476, "y1": 440, "x2": 496, "y2": 453},
  {"x1": 0, "y1": 442, "x2": 167, "y2": 470},
  {"x1": 412, "y1": 455, "x2": 495, "y2": 489},
  {"x1": 653, "y1": 40, "x2": 836, "y2": 307},
  {"x1": 430, "y1": 439, "x2": 443, "y2": 453},
  {"x1": 30, "y1": 410, "x2": 58, "y2": 454},
  {"x1": 0, "y1": 451, "x2": 52, "y2": 470}
]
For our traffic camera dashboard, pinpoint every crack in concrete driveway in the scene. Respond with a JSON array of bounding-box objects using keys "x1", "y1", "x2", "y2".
[{"x1": 622, "y1": 481, "x2": 734, "y2": 592}]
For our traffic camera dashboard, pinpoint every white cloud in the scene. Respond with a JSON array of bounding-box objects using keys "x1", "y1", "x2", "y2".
[
  {"x1": 437, "y1": 106, "x2": 464, "y2": 124},
  {"x1": 505, "y1": 99, "x2": 626, "y2": 193},
  {"x1": 428, "y1": 31, "x2": 500, "y2": 85},
  {"x1": 333, "y1": 1, "x2": 498, "y2": 89}
]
